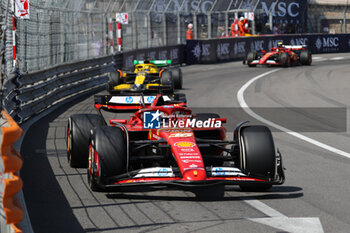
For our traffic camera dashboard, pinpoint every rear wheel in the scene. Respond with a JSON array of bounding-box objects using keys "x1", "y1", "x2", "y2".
[
  {"x1": 279, "y1": 53, "x2": 291, "y2": 67},
  {"x1": 300, "y1": 50, "x2": 312, "y2": 65},
  {"x1": 239, "y1": 125, "x2": 275, "y2": 191},
  {"x1": 247, "y1": 52, "x2": 257, "y2": 67},
  {"x1": 171, "y1": 68, "x2": 183, "y2": 89},
  {"x1": 161, "y1": 71, "x2": 174, "y2": 92},
  {"x1": 88, "y1": 126, "x2": 127, "y2": 191},
  {"x1": 107, "y1": 71, "x2": 121, "y2": 93},
  {"x1": 67, "y1": 114, "x2": 105, "y2": 168}
]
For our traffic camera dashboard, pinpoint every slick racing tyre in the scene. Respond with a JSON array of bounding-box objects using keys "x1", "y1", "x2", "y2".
[
  {"x1": 67, "y1": 114, "x2": 105, "y2": 168},
  {"x1": 171, "y1": 68, "x2": 183, "y2": 89},
  {"x1": 239, "y1": 125, "x2": 275, "y2": 191},
  {"x1": 88, "y1": 126, "x2": 127, "y2": 191},
  {"x1": 247, "y1": 52, "x2": 257, "y2": 67},
  {"x1": 279, "y1": 52, "x2": 291, "y2": 67},
  {"x1": 107, "y1": 70, "x2": 121, "y2": 93},
  {"x1": 300, "y1": 50, "x2": 312, "y2": 65},
  {"x1": 160, "y1": 71, "x2": 174, "y2": 92}
]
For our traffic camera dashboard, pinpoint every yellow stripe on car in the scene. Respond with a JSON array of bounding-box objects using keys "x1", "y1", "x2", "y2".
[{"x1": 114, "y1": 84, "x2": 131, "y2": 90}]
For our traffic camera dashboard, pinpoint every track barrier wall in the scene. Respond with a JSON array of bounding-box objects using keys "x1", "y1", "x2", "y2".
[
  {"x1": 0, "y1": 110, "x2": 24, "y2": 233},
  {"x1": 2, "y1": 55, "x2": 119, "y2": 124},
  {"x1": 186, "y1": 33, "x2": 350, "y2": 64}
]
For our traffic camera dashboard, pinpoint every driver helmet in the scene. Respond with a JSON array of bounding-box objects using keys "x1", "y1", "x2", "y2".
[
  {"x1": 188, "y1": 23, "x2": 193, "y2": 29},
  {"x1": 277, "y1": 41, "x2": 284, "y2": 47}
]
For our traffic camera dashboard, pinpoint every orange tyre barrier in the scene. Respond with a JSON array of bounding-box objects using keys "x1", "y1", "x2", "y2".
[{"x1": 0, "y1": 110, "x2": 24, "y2": 233}]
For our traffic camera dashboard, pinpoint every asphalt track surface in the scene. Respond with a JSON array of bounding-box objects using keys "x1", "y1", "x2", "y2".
[{"x1": 21, "y1": 54, "x2": 350, "y2": 233}]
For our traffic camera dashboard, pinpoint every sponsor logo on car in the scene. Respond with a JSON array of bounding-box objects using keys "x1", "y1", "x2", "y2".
[
  {"x1": 157, "y1": 168, "x2": 169, "y2": 176},
  {"x1": 169, "y1": 133, "x2": 193, "y2": 138},
  {"x1": 180, "y1": 148, "x2": 195, "y2": 152},
  {"x1": 147, "y1": 96, "x2": 155, "y2": 103},
  {"x1": 180, "y1": 156, "x2": 201, "y2": 159},
  {"x1": 125, "y1": 96, "x2": 134, "y2": 103},
  {"x1": 175, "y1": 142, "x2": 195, "y2": 148}
]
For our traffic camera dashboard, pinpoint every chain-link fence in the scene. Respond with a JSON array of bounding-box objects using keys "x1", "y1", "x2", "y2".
[{"x1": 0, "y1": 0, "x2": 350, "y2": 81}]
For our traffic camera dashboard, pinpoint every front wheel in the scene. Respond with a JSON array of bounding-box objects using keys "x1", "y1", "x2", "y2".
[
  {"x1": 247, "y1": 52, "x2": 257, "y2": 67},
  {"x1": 88, "y1": 126, "x2": 127, "y2": 191},
  {"x1": 161, "y1": 71, "x2": 174, "y2": 92},
  {"x1": 279, "y1": 53, "x2": 291, "y2": 67},
  {"x1": 107, "y1": 70, "x2": 121, "y2": 93},
  {"x1": 239, "y1": 125, "x2": 276, "y2": 191}
]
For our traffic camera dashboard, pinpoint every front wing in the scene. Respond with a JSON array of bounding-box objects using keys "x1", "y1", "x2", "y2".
[
  {"x1": 249, "y1": 59, "x2": 281, "y2": 66},
  {"x1": 98, "y1": 165, "x2": 285, "y2": 188}
]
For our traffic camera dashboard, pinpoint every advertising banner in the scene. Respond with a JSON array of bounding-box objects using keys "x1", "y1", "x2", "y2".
[
  {"x1": 186, "y1": 34, "x2": 350, "y2": 64},
  {"x1": 257, "y1": 0, "x2": 307, "y2": 24},
  {"x1": 14, "y1": 0, "x2": 29, "y2": 19}
]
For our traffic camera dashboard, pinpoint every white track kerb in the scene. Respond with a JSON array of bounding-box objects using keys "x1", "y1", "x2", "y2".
[{"x1": 237, "y1": 69, "x2": 350, "y2": 159}]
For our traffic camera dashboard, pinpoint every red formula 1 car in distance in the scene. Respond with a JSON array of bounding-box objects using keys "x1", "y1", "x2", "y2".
[
  {"x1": 67, "y1": 94, "x2": 285, "y2": 198},
  {"x1": 245, "y1": 43, "x2": 312, "y2": 67}
]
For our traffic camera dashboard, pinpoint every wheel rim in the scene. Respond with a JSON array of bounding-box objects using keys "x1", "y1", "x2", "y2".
[
  {"x1": 67, "y1": 122, "x2": 72, "y2": 162},
  {"x1": 88, "y1": 143, "x2": 93, "y2": 177},
  {"x1": 88, "y1": 143, "x2": 100, "y2": 178},
  {"x1": 240, "y1": 135, "x2": 247, "y2": 170}
]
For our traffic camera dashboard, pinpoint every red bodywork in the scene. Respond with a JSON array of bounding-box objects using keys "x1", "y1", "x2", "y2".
[
  {"x1": 248, "y1": 45, "x2": 308, "y2": 66},
  {"x1": 93, "y1": 95, "x2": 283, "y2": 187}
]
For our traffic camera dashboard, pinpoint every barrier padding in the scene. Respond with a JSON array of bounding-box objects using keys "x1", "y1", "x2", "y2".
[{"x1": 1, "y1": 110, "x2": 24, "y2": 233}]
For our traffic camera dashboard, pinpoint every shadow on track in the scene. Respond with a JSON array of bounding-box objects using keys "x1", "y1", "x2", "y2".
[{"x1": 20, "y1": 90, "x2": 102, "y2": 233}]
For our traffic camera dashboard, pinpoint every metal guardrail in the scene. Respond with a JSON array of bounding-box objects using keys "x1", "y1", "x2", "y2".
[{"x1": 2, "y1": 55, "x2": 121, "y2": 124}]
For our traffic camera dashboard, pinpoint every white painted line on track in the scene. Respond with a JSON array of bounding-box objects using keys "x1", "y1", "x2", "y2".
[
  {"x1": 312, "y1": 56, "x2": 323, "y2": 60},
  {"x1": 245, "y1": 200, "x2": 324, "y2": 233},
  {"x1": 249, "y1": 217, "x2": 324, "y2": 233},
  {"x1": 237, "y1": 69, "x2": 326, "y2": 233},
  {"x1": 244, "y1": 199, "x2": 285, "y2": 218},
  {"x1": 237, "y1": 69, "x2": 350, "y2": 159},
  {"x1": 330, "y1": 57, "x2": 345, "y2": 60}
]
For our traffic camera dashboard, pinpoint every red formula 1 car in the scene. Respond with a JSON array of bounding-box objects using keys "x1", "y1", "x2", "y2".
[
  {"x1": 67, "y1": 94, "x2": 285, "y2": 197},
  {"x1": 245, "y1": 44, "x2": 312, "y2": 67}
]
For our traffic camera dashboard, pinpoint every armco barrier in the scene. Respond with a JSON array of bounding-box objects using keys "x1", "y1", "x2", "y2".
[
  {"x1": 1, "y1": 45, "x2": 185, "y2": 124},
  {"x1": 0, "y1": 110, "x2": 24, "y2": 233},
  {"x1": 186, "y1": 33, "x2": 350, "y2": 64},
  {"x1": 2, "y1": 55, "x2": 121, "y2": 124}
]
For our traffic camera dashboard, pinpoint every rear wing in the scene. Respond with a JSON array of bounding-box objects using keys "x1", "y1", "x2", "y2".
[
  {"x1": 94, "y1": 93, "x2": 186, "y2": 113},
  {"x1": 133, "y1": 60, "x2": 172, "y2": 67},
  {"x1": 283, "y1": 45, "x2": 307, "y2": 50}
]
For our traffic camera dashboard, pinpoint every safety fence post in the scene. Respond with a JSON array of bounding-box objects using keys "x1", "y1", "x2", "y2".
[
  {"x1": 108, "y1": 17, "x2": 114, "y2": 54},
  {"x1": 117, "y1": 22, "x2": 122, "y2": 52}
]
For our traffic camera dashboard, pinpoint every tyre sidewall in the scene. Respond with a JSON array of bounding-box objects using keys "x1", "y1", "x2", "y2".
[
  {"x1": 91, "y1": 126, "x2": 127, "y2": 179},
  {"x1": 67, "y1": 114, "x2": 105, "y2": 168}
]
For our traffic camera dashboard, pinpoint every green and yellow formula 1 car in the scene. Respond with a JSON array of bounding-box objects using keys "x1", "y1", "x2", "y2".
[{"x1": 107, "y1": 60, "x2": 183, "y2": 94}]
